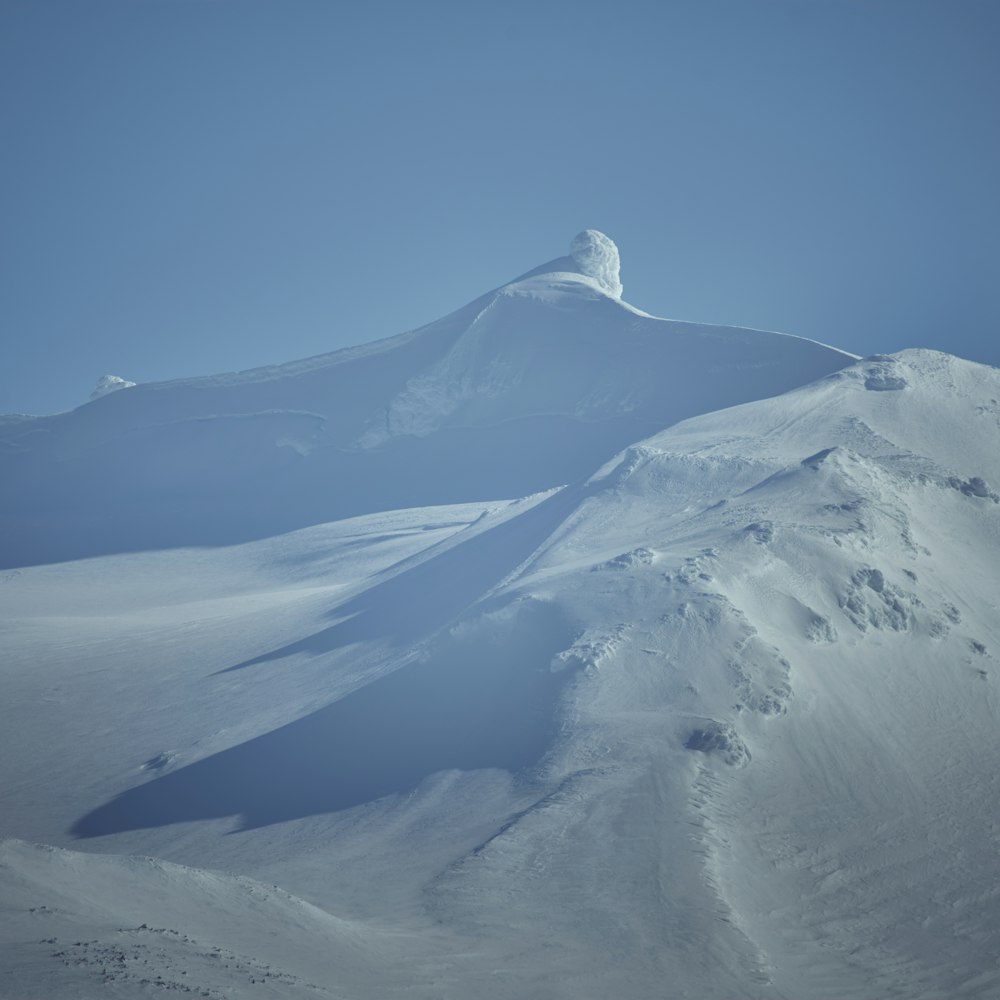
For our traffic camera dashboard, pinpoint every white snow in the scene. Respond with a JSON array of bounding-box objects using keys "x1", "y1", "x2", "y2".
[
  {"x1": 1, "y1": 238, "x2": 999, "y2": 999},
  {"x1": 89, "y1": 374, "x2": 136, "y2": 400},
  {"x1": 569, "y1": 228, "x2": 623, "y2": 298}
]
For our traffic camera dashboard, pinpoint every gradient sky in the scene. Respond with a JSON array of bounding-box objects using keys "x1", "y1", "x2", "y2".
[{"x1": 3, "y1": 0, "x2": 998, "y2": 415}]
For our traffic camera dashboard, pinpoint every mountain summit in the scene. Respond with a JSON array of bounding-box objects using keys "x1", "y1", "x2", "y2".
[{"x1": 516, "y1": 228, "x2": 624, "y2": 297}]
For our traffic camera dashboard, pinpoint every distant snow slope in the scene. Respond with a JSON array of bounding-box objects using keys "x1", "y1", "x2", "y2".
[
  {"x1": 0, "y1": 233, "x2": 852, "y2": 567},
  {"x1": 0, "y1": 840, "x2": 375, "y2": 1000},
  {"x1": 2, "y1": 341, "x2": 999, "y2": 998}
]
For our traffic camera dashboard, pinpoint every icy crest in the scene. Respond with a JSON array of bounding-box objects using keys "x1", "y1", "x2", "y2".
[
  {"x1": 90, "y1": 375, "x2": 136, "y2": 401},
  {"x1": 569, "y1": 230, "x2": 623, "y2": 298}
]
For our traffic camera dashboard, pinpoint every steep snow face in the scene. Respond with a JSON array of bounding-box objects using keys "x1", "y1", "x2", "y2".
[
  {"x1": 569, "y1": 229, "x2": 623, "y2": 298},
  {"x1": 2, "y1": 349, "x2": 999, "y2": 999},
  {"x1": 0, "y1": 236, "x2": 852, "y2": 566}
]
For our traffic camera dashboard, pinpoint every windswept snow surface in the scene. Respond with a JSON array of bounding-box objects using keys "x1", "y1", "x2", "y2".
[
  {"x1": 0, "y1": 839, "x2": 377, "y2": 1000},
  {"x1": 2, "y1": 238, "x2": 999, "y2": 998}
]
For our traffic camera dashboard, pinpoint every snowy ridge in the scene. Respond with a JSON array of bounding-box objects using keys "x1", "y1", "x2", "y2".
[
  {"x1": 2, "y1": 237, "x2": 999, "y2": 998},
  {"x1": 0, "y1": 233, "x2": 852, "y2": 567}
]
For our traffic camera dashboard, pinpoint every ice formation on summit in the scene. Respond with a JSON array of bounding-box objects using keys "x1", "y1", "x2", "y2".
[{"x1": 569, "y1": 229, "x2": 623, "y2": 298}]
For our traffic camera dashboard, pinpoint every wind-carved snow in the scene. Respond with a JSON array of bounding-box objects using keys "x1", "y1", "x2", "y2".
[
  {"x1": 948, "y1": 474, "x2": 998, "y2": 501},
  {"x1": 863, "y1": 354, "x2": 909, "y2": 391},
  {"x1": 839, "y1": 566, "x2": 919, "y2": 632},
  {"x1": 569, "y1": 229, "x2": 623, "y2": 299},
  {"x1": 685, "y1": 721, "x2": 751, "y2": 767},
  {"x1": 551, "y1": 624, "x2": 630, "y2": 674}
]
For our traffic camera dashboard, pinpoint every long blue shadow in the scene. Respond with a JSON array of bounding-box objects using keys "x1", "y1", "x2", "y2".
[
  {"x1": 71, "y1": 598, "x2": 576, "y2": 836},
  {"x1": 222, "y1": 481, "x2": 589, "y2": 672}
]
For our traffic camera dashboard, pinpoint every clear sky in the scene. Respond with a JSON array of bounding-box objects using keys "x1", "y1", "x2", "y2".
[{"x1": 3, "y1": 0, "x2": 998, "y2": 415}]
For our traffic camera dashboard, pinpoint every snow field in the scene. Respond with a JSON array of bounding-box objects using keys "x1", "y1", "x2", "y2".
[{"x1": 2, "y1": 236, "x2": 999, "y2": 997}]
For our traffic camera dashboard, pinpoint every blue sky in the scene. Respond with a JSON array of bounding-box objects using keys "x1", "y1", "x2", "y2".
[{"x1": 2, "y1": 0, "x2": 998, "y2": 415}]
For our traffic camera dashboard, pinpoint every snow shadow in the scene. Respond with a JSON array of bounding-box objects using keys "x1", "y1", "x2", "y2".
[
  {"x1": 223, "y1": 481, "x2": 589, "y2": 672},
  {"x1": 71, "y1": 599, "x2": 576, "y2": 836},
  {"x1": 0, "y1": 414, "x2": 640, "y2": 569}
]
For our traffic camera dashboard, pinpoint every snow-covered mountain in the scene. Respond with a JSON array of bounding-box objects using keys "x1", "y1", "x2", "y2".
[
  {"x1": 0, "y1": 231, "x2": 851, "y2": 567},
  {"x1": 2, "y1": 234, "x2": 999, "y2": 999}
]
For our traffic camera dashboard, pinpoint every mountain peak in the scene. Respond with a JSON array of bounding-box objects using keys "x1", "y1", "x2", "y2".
[
  {"x1": 505, "y1": 230, "x2": 623, "y2": 299},
  {"x1": 89, "y1": 374, "x2": 136, "y2": 401}
]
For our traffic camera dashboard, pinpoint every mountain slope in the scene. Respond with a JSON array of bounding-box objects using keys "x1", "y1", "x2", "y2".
[
  {"x1": 0, "y1": 839, "x2": 378, "y2": 1000},
  {"x1": 3, "y1": 342, "x2": 999, "y2": 997},
  {"x1": 0, "y1": 232, "x2": 852, "y2": 567},
  {"x1": 474, "y1": 347, "x2": 1000, "y2": 998},
  {"x1": 2, "y1": 235, "x2": 998, "y2": 997}
]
